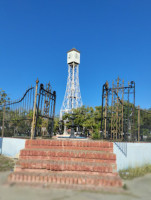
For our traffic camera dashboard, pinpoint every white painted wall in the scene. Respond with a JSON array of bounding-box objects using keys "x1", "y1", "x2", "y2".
[
  {"x1": 0, "y1": 137, "x2": 26, "y2": 158},
  {"x1": 114, "y1": 142, "x2": 151, "y2": 171}
]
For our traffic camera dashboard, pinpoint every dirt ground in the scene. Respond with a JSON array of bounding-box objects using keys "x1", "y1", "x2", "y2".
[{"x1": 0, "y1": 171, "x2": 151, "y2": 200}]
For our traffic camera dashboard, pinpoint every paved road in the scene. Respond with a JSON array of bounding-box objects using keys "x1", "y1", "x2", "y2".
[{"x1": 0, "y1": 171, "x2": 151, "y2": 200}]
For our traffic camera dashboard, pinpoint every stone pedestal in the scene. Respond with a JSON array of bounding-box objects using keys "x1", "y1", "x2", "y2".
[{"x1": 63, "y1": 119, "x2": 69, "y2": 135}]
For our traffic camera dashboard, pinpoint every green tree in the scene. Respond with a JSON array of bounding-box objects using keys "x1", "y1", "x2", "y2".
[
  {"x1": 0, "y1": 88, "x2": 10, "y2": 105},
  {"x1": 53, "y1": 116, "x2": 59, "y2": 133},
  {"x1": 61, "y1": 105, "x2": 103, "y2": 138}
]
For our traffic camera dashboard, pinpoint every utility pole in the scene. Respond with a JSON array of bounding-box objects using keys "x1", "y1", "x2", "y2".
[
  {"x1": 121, "y1": 80, "x2": 124, "y2": 140},
  {"x1": 138, "y1": 105, "x2": 140, "y2": 142},
  {"x1": 2, "y1": 103, "x2": 6, "y2": 138}
]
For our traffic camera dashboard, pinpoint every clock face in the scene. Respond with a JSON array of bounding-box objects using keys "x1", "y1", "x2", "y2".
[
  {"x1": 75, "y1": 53, "x2": 78, "y2": 58},
  {"x1": 68, "y1": 53, "x2": 72, "y2": 59},
  {"x1": 67, "y1": 51, "x2": 80, "y2": 64}
]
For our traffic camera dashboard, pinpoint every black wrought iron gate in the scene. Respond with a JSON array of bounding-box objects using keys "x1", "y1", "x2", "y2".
[
  {"x1": 0, "y1": 86, "x2": 35, "y2": 137},
  {"x1": 34, "y1": 83, "x2": 56, "y2": 137},
  {"x1": 0, "y1": 80, "x2": 56, "y2": 139}
]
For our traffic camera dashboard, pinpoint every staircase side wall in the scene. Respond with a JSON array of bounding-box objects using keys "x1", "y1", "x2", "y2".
[
  {"x1": 114, "y1": 142, "x2": 151, "y2": 171},
  {"x1": 0, "y1": 137, "x2": 26, "y2": 158}
]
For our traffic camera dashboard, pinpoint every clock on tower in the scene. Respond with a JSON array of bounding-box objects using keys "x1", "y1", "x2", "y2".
[{"x1": 67, "y1": 48, "x2": 80, "y2": 64}]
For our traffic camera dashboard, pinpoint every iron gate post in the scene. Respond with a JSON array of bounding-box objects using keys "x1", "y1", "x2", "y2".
[
  {"x1": 101, "y1": 84, "x2": 105, "y2": 138},
  {"x1": 132, "y1": 81, "x2": 136, "y2": 141},
  {"x1": 50, "y1": 91, "x2": 56, "y2": 137},
  {"x1": 31, "y1": 79, "x2": 39, "y2": 139},
  {"x1": 34, "y1": 83, "x2": 43, "y2": 138}
]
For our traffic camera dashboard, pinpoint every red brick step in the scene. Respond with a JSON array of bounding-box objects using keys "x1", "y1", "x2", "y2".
[
  {"x1": 16, "y1": 159, "x2": 117, "y2": 173},
  {"x1": 25, "y1": 140, "x2": 113, "y2": 152},
  {"x1": 20, "y1": 149, "x2": 116, "y2": 162},
  {"x1": 8, "y1": 171, "x2": 122, "y2": 188}
]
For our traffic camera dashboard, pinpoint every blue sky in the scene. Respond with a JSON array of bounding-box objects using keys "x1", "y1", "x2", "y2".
[{"x1": 0, "y1": 0, "x2": 151, "y2": 114}]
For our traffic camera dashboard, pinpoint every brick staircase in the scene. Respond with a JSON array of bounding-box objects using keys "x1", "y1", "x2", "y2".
[{"x1": 8, "y1": 139, "x2": 122, "y2": 190}]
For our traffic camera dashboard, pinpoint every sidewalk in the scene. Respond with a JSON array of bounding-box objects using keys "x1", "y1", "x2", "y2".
[{"x1": 0, "y1": 171, "x2": 151, "y2": 200}]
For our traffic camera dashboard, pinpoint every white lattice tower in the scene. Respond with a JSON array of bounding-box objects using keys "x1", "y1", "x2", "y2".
[{"x1": 60, "y1": 48, "x2": 83, "y2": 120}]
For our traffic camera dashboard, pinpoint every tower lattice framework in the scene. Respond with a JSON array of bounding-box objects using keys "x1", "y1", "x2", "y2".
[{"x1": 60, "y1": 49, "x2": 83, "y2": 119}]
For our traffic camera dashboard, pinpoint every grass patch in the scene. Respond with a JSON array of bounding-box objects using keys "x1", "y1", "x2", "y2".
[
  {"x1": 0, "y1": 155, "x2": 15, "y2": 171},
  {"x1": 119, "y1": 164, "x2": 151, "y2": 180}
]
